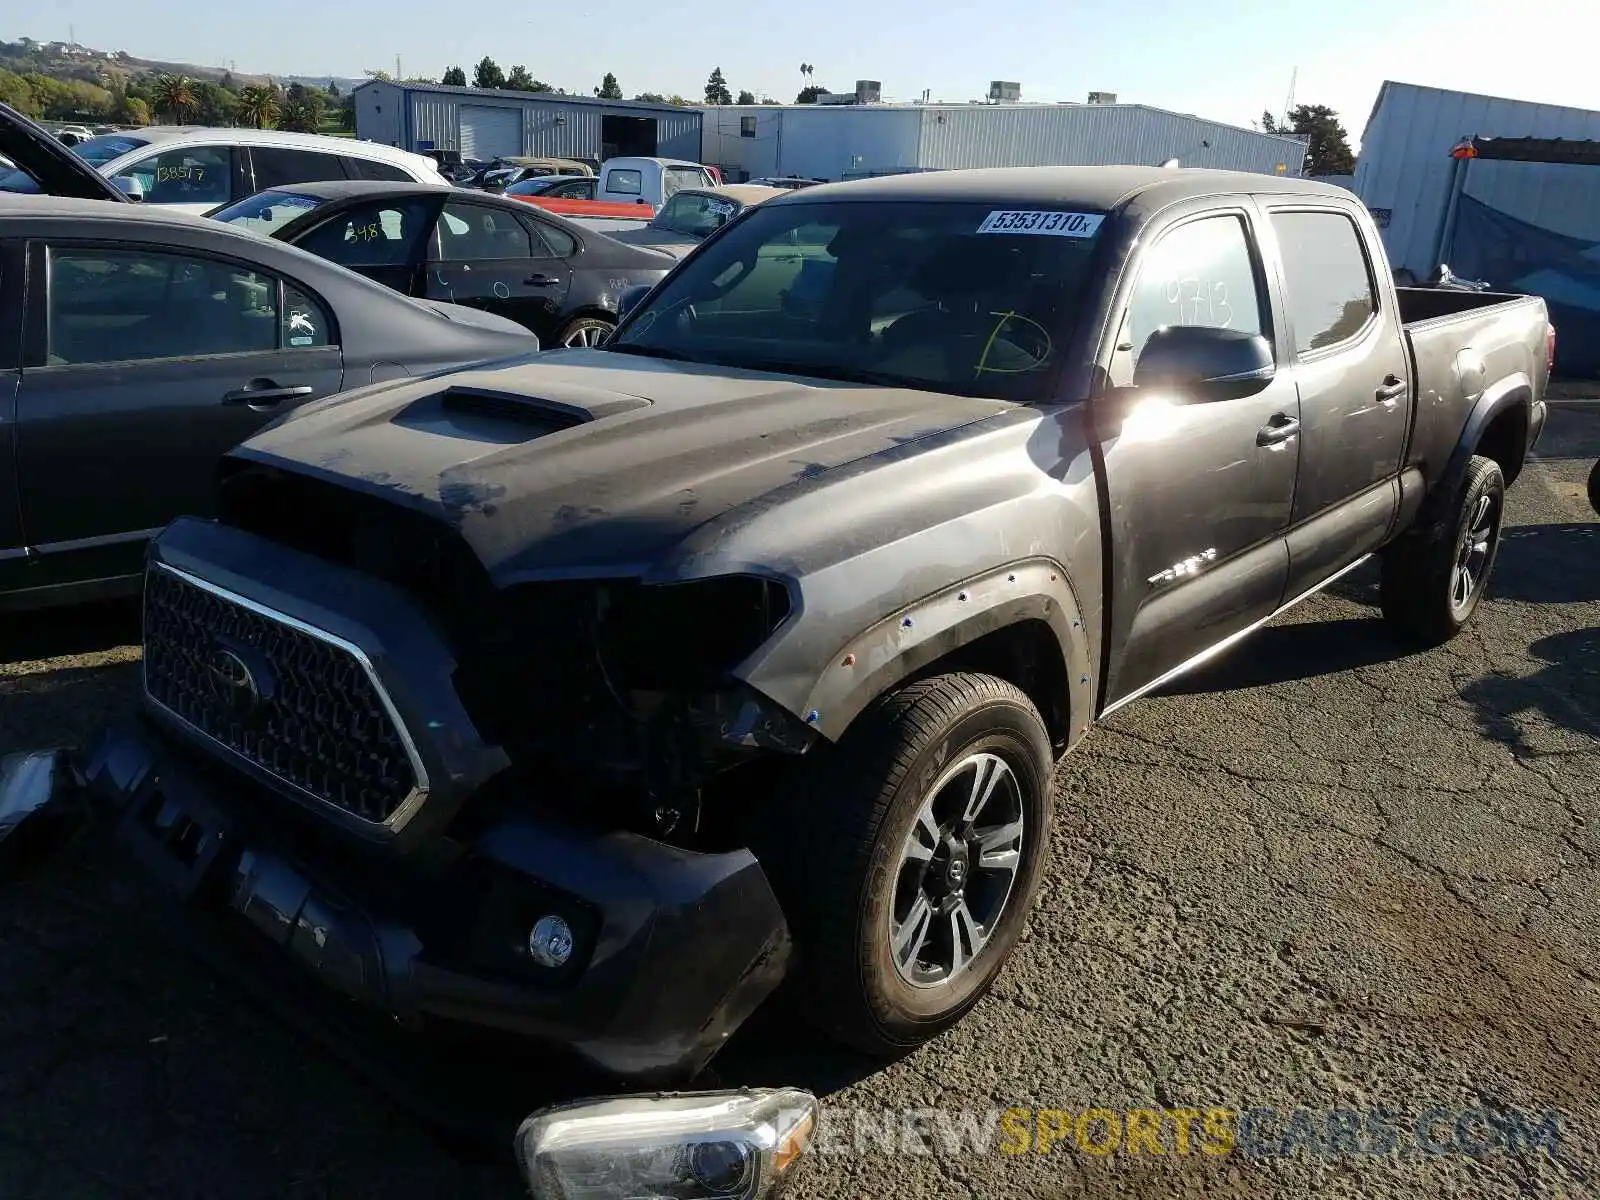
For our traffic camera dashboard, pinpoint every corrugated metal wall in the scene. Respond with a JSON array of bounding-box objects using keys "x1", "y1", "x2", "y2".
[
  {"x1": 915, "y1": 105, "x2": 1306, "y2": 176},
  {"x1": 379, "y1": 86, "x2": 699, "y2": 160},
  {"x1": 701, "y1": 106, "x2": 923, "y2": 181},
  {"x1": 353, "y1": 82, "x2": 403, "y2": 148},
  {"x1": 1355, "y1": 81, "x2": 1600, "y2": 274},
  {"x1": 699, "y1": 103, "x2": 1297, "y2": 182}
]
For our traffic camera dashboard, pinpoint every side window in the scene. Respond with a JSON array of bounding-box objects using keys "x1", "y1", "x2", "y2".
[
  {"x1": 1271, "y1": 210, "x2": 1377, "y2": 354},
  {"x1": 346, "y1": 158, "x2": 413, "y2": 182},
  {"x1": 282, "y1": 282, "x2": 334, "y2": 348},
  {"x1": 607, "y1": 168, "x2": 643, "y2": 195},
  {"x1": 251, "y1": 147, "x2": 351, "y2": 190},
  {"x1": 526, "y1": 219, "x2": 577, "y2": 258},
  {"x1": 553, "y1": 179, "x2": 592, "y2": 198},
  {"x1": 46, "y1": 246, "x2": 283, "y2": 365},
  {"x1": 434, "y1": 202, "x2": 534, "y2": 261},
  {"x1": 294, "y1": 198, "x2": 434, "y2": 266},
  {"x1": 1116, "y1": 214, "x2": 1266, "y2": 381},
  {"x1": 127, "y1": 145, "x2": 231, "y2": 206}
]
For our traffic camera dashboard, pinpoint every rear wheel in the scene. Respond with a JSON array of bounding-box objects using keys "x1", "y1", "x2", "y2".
[
  {"x1": 1588, "y1": 457, "x2": 1600, "y2": 517},
  {"x1": 1380, "y1": 454, "x2": 1505, "y2": 645},
  {"x1": 748, "y1": 673, "x2": 1054, "y2": 1057},
  {"x1": 555, "y1": 316, "x2": 614, "y2": 348}
]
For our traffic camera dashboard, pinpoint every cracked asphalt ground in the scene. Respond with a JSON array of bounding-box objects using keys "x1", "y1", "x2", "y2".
[{"x1": 2, "y1": 404, "x2": 1597, "y2": 1200}]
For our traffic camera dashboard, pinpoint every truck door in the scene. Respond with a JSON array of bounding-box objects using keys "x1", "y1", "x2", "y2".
[
  {"x1": 1262, "y1": 206, "x2": 1408, "y2": 599},
  {"x1": 1096, "y1": 205, "x2": 1302, "y2": 706}
]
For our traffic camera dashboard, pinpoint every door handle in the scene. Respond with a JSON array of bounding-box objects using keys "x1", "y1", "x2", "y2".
[
  {"x1": 221, "y1": 383, "x2": 315, "y2": 408},
  {"x1": 1376, "y1": 375, "x2": 1407, "y2": 404},
  {"x1": 1257, "y1": 414, "x2": 1301, "y2": 446},
  {"x1": 525, "y1": 274, "x2": 560, "y2": 286}
]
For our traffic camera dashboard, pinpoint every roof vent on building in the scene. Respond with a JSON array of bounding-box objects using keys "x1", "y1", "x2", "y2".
[
  {"x1": 1087, "y1": 91, "x2": 1117, "y2": 105},
  {"x1": 855, "y1": 80, "x2": 881, "y2": 104},
  {"x1": 987, "y1": 81, "x2": 1021, "y2": 103}
]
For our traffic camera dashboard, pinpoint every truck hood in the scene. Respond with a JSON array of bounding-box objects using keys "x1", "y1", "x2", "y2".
[
  {"x1": 0, "y1": 102, "x2": 129, "y2": 202},
  {"x1": 231, "y1": 349, "x2": 1013, "y2": 583}
]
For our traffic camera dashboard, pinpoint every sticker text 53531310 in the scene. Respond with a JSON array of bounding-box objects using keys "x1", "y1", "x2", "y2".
[{"x1": 977, "y1": 210, "x2": 1104, "y2": 238}]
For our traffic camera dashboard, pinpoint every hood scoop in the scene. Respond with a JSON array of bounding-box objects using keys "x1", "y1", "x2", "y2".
[{"x1": 392, "y1": 381, "x2": 655, "y2": 444}]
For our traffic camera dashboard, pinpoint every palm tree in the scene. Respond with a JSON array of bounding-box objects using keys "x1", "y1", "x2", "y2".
[
  {"x1": 237, "y1": 85, "x2": 281, "y2": 130},
  {"x1": 149, "y1": 73, "x2": 196, "y2": 123}
]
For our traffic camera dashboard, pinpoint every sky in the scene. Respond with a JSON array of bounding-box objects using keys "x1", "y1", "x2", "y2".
[{"x1": 11, "y1": 0, "x2": 1597, "y2": 148}]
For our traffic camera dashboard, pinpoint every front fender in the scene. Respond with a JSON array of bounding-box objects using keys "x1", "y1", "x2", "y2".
[{"x1": 792, "y1": 559, "x2": 1095, "y2": 745}]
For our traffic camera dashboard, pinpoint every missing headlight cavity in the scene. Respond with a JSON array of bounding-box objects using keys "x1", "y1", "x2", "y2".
[{"x1": 449, "y1": 575, "x2": 807, "y2": 844}]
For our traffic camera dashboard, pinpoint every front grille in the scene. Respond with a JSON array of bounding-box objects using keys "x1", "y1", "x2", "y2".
[{"x1": 142, "y1": 565, "x2": 421, "y2": 825}]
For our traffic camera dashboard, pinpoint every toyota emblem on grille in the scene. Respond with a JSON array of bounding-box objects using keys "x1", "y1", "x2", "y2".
[{"x1": 206, "y1": 646, "x2": 261, "y2": 718}]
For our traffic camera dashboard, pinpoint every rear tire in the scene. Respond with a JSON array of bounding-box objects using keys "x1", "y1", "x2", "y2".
[
  {"x1": 1380, "y1": 454, "x2": 1505, "y2": 645},
  {"x1": 1587, "y1": 457, "x2": 1600, "y2": 517},
  {"x1": 747, "y1": 673, "x2": 1054, "y2": 1058},
  {"x1": 555, "y1": 316, "x2": 614, "y2": 348}
]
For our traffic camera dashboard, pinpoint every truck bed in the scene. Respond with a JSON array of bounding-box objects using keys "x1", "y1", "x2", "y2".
[{"x1": 1398, "y1": 287, "x2": 1551, "y2": 486}]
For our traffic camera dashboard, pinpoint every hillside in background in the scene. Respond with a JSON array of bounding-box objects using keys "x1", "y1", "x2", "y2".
[{"x1": 0, "y1": 36, "x2": 271, "y2": 89}]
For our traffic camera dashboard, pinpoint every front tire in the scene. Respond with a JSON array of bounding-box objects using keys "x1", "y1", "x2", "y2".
[
  {"x1": 749, "y1": 673, "x2": 1054, "y2": 1058},
  {"x1": 555, "y1": 315, "x2": 614, "y2": 348},
  {"x1": 1380, "y1": 454, "x2": 1506, "y2": 645}
]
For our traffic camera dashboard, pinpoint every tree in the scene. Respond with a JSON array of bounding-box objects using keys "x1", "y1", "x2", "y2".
[
  {"x1": 337, "y1": 92, "x2": 355, "y2": 130},
  {"x1": 441, "y1": 65, "x2": 466, "y2": 87},
  {"x1": 279, "y1": 83, "x2": 327, "y2": 132},
  {"x1": 0, "y1": 68, "x2": 40, "y2": 117},
  {"x1": 704, "y1": 66, "x2": 731, "y2": 105},
  {"x1": 191, "y1": 79, "x2": 237, "y2": 125},
  {"x1": 327, "y1": 80, "x2": 341, "y2": 98},
  {"x1": 595, "y1": 72, "x2": 622, "y2": 99},
  {"x1": 1282, "y1": 103, "x2": 1355, "y2": 176},
  {"x1": 505, "y1": 65, "x2": 544, "y2": 91},
  {"x1": 795, "y1": 84, "x2": 827, "y2": 104},
  {"x1": 149, "y1": 73, "x2": 196, "y2": 122},
  {"x1": 114, "y1": 93, "x2": 150, "y2": 125},
  {"x1": 237, "y1": 84, "x2": 281, "y2": 129},
  {"x1": 665, "y1": 94, "x2": 692, "y2": 107},
  {"x1": 1259, "y1": 110, "x2": 1282, "y2": 135},
  {"x1": 736, "y1": 89, "x2": 755, "y2": 104},
  {"x1": 473, "y1": 57, "x2": 505, "y2": 89},
  {"x1": 633, "y1": 91, "x2": 665, "y2": 103}
]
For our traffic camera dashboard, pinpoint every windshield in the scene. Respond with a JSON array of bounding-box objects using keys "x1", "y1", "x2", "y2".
[
  {"x1": 651, "y1": 191, "x2": 740, "y2": 238},
  {"x1": 74, "y1": 134, "x2": 150, "y2": 167},
  {"x1": 210, "y1": 189, "x2": 324, "y2": 234},
  {"x1": 609, "y1": 200, "x2": 1106, "y2": 402}
]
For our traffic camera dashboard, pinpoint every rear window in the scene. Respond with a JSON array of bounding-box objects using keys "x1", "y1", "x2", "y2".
[
  {"x1": 607, "y1": 168, "x2": 642, "y2": 195},
  {"x1": 73, "y1": 134, "x2": 150, "y2": 166},
  {"x1": 663, "y1": 165, "x2": 710, "y2": 198},
  {"x1": 612, "y1": 200, "x2": 1106, "y2": 402},
  {"x1": 211, "y1": 189, "x2": 325, "y2": 235},
  {"x1": 347, "y1": 158, "x2": 414, "y2": 182}
]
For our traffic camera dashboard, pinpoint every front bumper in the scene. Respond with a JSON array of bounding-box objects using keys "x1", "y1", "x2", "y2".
[{"x1": 2, "y1": 723, "x2": 791, "y2": 1086}]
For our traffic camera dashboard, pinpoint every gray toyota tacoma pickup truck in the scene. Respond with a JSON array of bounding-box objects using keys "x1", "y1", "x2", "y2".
[{"x1": 4, "y1": 167, "x2": 1553, "y2": 1089}]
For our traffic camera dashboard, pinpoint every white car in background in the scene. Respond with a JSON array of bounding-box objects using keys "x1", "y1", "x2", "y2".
[{"x1": 68, "y1": 127, "x2": 446, "y2": 217}]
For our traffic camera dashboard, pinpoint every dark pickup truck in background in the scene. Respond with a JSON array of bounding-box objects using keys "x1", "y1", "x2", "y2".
[{"x1": 4, "y1": 167, "x2": 1553, "y2": 1125}]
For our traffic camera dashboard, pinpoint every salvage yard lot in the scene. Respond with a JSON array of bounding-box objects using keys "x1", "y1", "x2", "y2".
[{"x1": 2, "y1": 404, "x2": 1597, "y2": 1200}]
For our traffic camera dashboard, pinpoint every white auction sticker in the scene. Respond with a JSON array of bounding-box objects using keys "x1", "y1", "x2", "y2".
[{"x1": 977, "y1": 210, "x2": 1104, "y2": 237}]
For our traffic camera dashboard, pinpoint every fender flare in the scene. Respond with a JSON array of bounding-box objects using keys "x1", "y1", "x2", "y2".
[
  {"x1": 798, "y1": 559, "x2": 1095, "y2": 747},
  {"x1": 1423, "y1": 374, "x2": 1531, "y2": 530}
]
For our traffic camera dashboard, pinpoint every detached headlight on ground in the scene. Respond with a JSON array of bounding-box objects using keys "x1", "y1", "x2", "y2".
[{"x1": 515, "y1": 1088, "x2": 817, "y2": 1200}]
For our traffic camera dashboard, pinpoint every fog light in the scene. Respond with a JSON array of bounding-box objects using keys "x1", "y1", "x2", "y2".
[
  {"x1": 516, "y1": 1088, "x2": 817, "y2": 1200},
  {"x1": 528, "y1": 914, "x2": 574, "y2": 967}
]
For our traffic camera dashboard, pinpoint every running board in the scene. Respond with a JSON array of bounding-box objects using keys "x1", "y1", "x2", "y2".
[{"x1": 1100, "y1": 553, "x2": 1374, "y2": 720}]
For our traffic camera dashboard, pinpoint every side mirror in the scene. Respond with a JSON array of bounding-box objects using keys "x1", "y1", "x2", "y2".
[
  {"x1": 618, "y1": 283, "x2": 654, "y2": 321},
  {"x1": 1132, "y1": 325, "x2": 1275, "y2": 399},
  {"x1": 111, "y1": 175, "x2": 144, "y2": 202}
]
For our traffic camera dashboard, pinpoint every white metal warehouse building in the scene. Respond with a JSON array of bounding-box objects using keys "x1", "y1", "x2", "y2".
[
  {"x1": 701, "y1": 102, "x2": 1308, "y2": 183},
  {"x1": 354, "y1": 81, "x2": 702, "y2": 163},
  {"x1": 1355, "y1": 80, "x2": 1600, "y2": 275}
]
